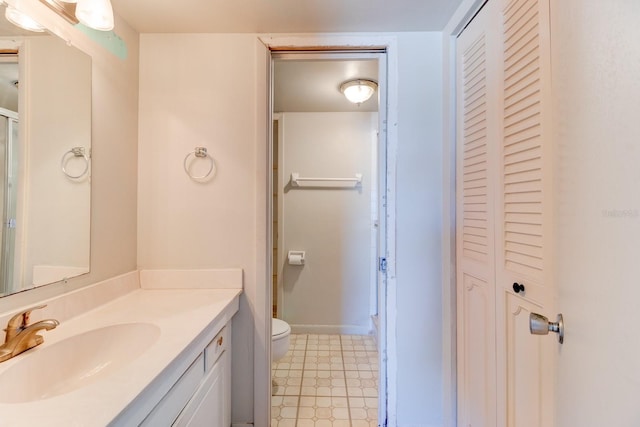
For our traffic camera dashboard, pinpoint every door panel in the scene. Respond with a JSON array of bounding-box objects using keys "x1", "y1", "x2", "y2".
[
  {"x1": 505, "y1": 293, "x2": 544, "y2": 427},
  {"x1": 462, "y1": 273, "x2": 495, "y2": 427},
  {"x1": 456, "y1": 2, "x2": 500, "y2": 425},
  {"x1": 551, "y1": 2, "x2": 640, "y2": 426},
  {"x1": 495, "y1": 0, "x2": 555, "y2": 426},
  {"x1": 457, "y1": 0, "x2": 555, "y2": 425}
]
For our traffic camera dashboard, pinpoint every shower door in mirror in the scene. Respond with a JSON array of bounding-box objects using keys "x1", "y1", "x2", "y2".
[{"x1": 0, "y1": 110, "x2": 18, "y2": 295}]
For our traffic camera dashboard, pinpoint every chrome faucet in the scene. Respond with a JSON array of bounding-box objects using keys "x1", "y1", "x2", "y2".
[{"x1": 0, "y1": 305, "x2": 59, "y2": 363}]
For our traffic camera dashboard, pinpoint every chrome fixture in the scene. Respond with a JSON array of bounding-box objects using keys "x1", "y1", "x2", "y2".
[
  {"x1": 529, "y1": 312, "x2": 564, "y2": 344},
  {"x1": 61, "y1": 146, "x2": 90, "y2": 179},
  {"x1": 339, "y1": 79, "x2": 377, "y2": 104},
  {"x1": 0, "y1": 305, "x2": 59, "y2": 362},
  {"x1": 184, "y1": 147, "x2": 216, "y2": 180},
  {"x1": 39, "y1": 0, "x2": 78, "y2": 24}
]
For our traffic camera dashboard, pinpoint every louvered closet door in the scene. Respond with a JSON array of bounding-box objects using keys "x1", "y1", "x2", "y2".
[
  {"x1": 494, "y1": 0, "x2": 555, "y2": 426},
  {"x1": 455, "y1": 1, "x2": 501, "y2": 425}
]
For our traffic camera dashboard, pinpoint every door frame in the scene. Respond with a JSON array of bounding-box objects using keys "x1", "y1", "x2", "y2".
[
  {"x1": 442, "y1": 1, "x2": 492, "y2": 426},
  {"x1": 272, "y1": 50, "x2": 384, "y2": 336},
  {"x1": 256, "y1": 34, "x2": 399, "y2": 426}
]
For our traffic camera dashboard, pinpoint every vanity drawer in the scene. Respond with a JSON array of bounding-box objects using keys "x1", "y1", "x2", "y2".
[
  {"x1": 205, "y1": 325, "x2": 228, "y2": 370},
  {"x1": 141, "y1": 353, "x2": 205, "y2": 427}
]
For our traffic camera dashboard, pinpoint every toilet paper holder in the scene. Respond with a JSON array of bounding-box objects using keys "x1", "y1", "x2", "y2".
[{"x1": 287, "y1": 251, "x2": 305, "y2": 265}]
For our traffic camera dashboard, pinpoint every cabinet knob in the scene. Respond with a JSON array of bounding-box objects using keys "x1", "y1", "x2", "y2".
[
  {"x1": 217, "y1": 336, "x2": 223, "y2": 346},
  {"x1": 513, "y1": 282, "x2": 525, "y2": 293}
]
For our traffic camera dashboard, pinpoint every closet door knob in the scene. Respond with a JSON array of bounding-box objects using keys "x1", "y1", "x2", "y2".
[
  {"x1": 530, "y1": 313, "x2": 564, "y2": 344},
  {"x1": 513, "y1": 282, "x2": 525, "y2": 293}
]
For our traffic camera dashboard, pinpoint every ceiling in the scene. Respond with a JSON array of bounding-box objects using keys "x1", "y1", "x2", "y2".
[{"x1": 109, "y1": 0, "x2": 463, "y2": 33}]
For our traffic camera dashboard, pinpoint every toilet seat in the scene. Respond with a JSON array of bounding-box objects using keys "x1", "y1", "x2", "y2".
[{"x1": 272, "y1": 318, "x2": 291, "y2": 338}]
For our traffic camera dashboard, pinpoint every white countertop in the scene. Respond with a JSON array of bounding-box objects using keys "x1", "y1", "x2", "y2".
[{"x1": 0, "y1": 287, "x2": 241, "y2": 427}]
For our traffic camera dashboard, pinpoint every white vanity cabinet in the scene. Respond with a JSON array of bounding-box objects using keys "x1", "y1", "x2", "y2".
[
  {"x1": 140, "y1": 324, "x2": 231, "y2": 427},
  {"x1": 173, "y1": 327, "x2": 230, "y2": 427}
]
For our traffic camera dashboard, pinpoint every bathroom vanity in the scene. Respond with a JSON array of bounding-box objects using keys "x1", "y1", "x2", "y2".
[
  {"x1": 112, "y1": 292, "x2": 236, "y2": 427},
  {"x1": 0, "y1": 271, "x2": 241, "y2": 426}
]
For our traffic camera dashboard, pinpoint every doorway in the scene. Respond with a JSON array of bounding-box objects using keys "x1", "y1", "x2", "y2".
[{"x1": 268, "y1": 49, "x2": 389, "y2": 426}]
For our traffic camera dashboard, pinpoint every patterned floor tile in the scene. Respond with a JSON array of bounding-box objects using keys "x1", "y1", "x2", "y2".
[{"x1": 271, "y1": 333, "x2": 380, "y2": 426}]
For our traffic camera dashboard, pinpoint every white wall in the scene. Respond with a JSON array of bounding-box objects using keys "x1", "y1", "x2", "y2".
[
  {"x1": 279, "y1": 112, "x2": 375, "y2": 334},
  {"x1": 138, "y1": 32, "x2": 446, "y2": 425},
  {"x1": 137, "y1": 34, "x2": 259, "y2": 424},
  {"x1": 395, "y1": 32, "x2": 444, "y2": 426},
  {"x1": 552, "y1": 2, "x2": 640, "y2": 426}
]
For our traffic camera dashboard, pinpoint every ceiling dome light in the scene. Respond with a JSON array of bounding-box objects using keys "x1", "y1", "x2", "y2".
[
  {"x1": 340, "y1": 79, "x2": 378, "y2": 104},
  {"x1": 5, "y1": 5, "x2": 46, "y2": 32},
  {"x1": 76, "y1": 0, "x2": 114, "y2": 31}
]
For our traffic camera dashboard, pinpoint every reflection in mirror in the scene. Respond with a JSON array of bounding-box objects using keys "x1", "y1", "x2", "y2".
[{"x1": 0, "y1": 4, "x2": 91, "y2": 297}]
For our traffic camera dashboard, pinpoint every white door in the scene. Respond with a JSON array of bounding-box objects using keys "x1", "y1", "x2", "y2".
[
  {"x1": 455, "y1": 1, "x2": 500, "y2": 425},
  {"x1": 493, "y1": 0, "x2": 556, "y2": 426},
  {"x1": 456, "y1": 0, "x2": 557, "y2": 425},
  {"x1": 551, "y1": 1, "x2": 640, "y2": 426}
]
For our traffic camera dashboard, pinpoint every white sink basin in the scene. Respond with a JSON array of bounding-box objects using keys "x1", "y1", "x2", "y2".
[{"x1": 0, "y1": 322, "x2": 160, "y2": 403}]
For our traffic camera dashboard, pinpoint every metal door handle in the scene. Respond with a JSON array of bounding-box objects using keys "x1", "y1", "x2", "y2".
[{"x1": 529, "y1": 312, "x2": 564, "y2": 344}]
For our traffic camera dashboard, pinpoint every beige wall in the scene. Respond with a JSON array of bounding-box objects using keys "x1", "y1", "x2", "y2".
[
  {"x1": 279, "y1": 112, "x2": 375, "y2": 334},
  {"x1": 0, "y1": 13, "x2": 139, "y2": 313},
  {"x1": 138, "y1": 33, "x2": 260, "y2": 423}
]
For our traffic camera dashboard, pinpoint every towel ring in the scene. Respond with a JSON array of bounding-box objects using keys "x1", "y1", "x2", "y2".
[
  {"x1": 61, "y1": 147, "x2": 89, "y2": 179},
  {"x1": 183, "y1": 147, "x2": 215, "y2": 180}
]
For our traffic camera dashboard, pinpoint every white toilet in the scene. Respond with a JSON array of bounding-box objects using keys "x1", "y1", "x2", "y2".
[{"x1": 272, "y1": 318, "x2": 291, "y2": 362}]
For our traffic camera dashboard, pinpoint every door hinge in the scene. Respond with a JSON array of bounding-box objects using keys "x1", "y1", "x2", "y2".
[
  {"x1": 5, "y1": 218, "x2": 16, "y2": 229},
  {"x1": 379, "y1": 257, "x2": 387, "y2": 272}
]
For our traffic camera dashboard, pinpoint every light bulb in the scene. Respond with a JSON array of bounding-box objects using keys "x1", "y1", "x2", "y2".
[
  {"x1": 340, "y1": 79, "x2": 377, "y2": 104},
  {"x1": 76, "y1": 0, "x2": 114, "y2": 31},
  {"x1": 5, "y1": 5, "x2": 45, "y2": 32}
]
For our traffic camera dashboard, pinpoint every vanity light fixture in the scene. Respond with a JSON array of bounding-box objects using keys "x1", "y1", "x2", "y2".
[
  {"x1": 1, "y1": 0, "x2": 114, "y2": 32},
  {"x1": 4, "y1": 4, "x2": 46, "y2": 32},
  {"x1": 339, "y1": 79, "x2": 378, "y2": 104}
]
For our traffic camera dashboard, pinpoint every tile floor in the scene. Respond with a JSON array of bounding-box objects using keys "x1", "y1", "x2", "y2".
[{"x1": 271, "y1": 334, "x2": 379, "y2": 427}]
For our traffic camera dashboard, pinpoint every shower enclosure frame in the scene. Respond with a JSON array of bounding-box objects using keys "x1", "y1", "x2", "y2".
[{"x1": 0, "y1": 108, "x2": 19, "y2": 296}]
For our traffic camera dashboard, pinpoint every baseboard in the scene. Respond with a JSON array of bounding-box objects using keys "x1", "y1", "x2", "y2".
[
  {"x1": 290, "y1": 324, "x2": 372, "y2": 335},
  {"x1": 232, "y1": 423, "x2": 253, "y2": 427}
]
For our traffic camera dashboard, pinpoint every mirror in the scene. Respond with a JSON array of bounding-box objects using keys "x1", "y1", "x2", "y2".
[{"x1": 0, "y1": 5, "x2": 91, "y2": 297}]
